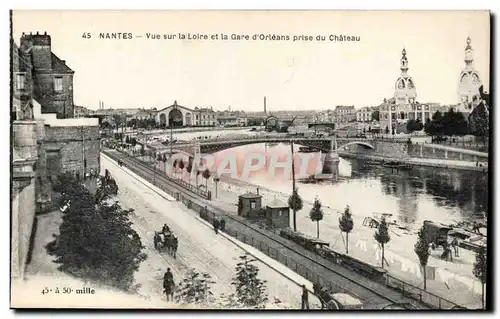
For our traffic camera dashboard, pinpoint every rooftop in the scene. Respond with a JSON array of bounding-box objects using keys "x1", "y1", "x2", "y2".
[
  {"x1": 239, "y1": 192, "x2": 262, "y2": 199},
  {"x1": 267, "y1": 198, "x2": 288, "y2": 208}
]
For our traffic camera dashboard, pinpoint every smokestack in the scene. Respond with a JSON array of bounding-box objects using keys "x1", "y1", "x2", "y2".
[
  {"x1": 264, "y1": 96, "x2": 266, "y2": 114},
  {"x1": 256, "y1": 188, "x2": 259, "y2": 195}
]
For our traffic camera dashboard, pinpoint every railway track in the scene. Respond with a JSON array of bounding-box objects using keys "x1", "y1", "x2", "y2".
[{"x1": 102, "y1": 149, "x2": 429, "y2": 309}]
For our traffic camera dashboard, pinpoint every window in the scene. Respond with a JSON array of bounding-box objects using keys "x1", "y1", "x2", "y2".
[
  {"x1": 250, "y1": 201, "x2": 256, "y2": 209},
  {"x1": 15, "y1": 74, "x2": 25, "y2": 90},
  {"x1": 54, "y1": 77, "x2": 63, "y2": 92}
]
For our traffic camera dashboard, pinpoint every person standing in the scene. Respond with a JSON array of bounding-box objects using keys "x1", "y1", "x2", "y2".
[
  {"x1": 452, "y1": 237, "x2": 460, "y2": 257},
  {"x1": 301, "y1": 285, "x2": 310, "y2": 310},
  {"x1": 213, "y1": 218, "x2": 220, "y2": 234}
]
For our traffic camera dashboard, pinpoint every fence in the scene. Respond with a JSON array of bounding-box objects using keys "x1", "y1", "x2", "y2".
[
  {"x1": 385, "y1": 274, "x2": 462, "y2": 309},
  {"x1": 107, "y1": 148, "x2": 211, "y2": 200},
  {"x1": 430, "y1": 139, "x2": 489, "y2": 152},
  {"x1": 103, "y1": 148, "x2": 464, "y2": 309}
]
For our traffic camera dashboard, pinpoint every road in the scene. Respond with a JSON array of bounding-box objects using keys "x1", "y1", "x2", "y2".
[
  {"x1": 101, "y1": 154, "x2": 321, "y2": 309},
  {"x1": 102, "y1": 149, "x2": 433, "y2": 309}
]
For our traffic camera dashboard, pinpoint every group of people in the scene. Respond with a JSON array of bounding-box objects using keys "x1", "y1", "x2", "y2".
[
  {"x1": 212, "y1": 217, "x2": 226, "y2": 234},
  {"x1": 438, "y1": 237, "x2": 460, "y2": 262}
]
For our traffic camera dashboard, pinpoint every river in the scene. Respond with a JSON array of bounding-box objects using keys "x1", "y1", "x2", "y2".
[{"x1": 169, "y1": 129, "x2": 487, "y2": 228}]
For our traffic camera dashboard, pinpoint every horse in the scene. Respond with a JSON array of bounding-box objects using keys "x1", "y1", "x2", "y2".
[
  {"x1": 154, "y1": 232, "x2": 166, "y2": 250},
  {"x1": 313, "y1": 283, "x2": 342, "y2": 309}
]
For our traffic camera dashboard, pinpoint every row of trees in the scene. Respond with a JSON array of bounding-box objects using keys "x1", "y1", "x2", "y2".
[
  {"x1": 289, "y1": 191, "x2": 487, "y2": 308},
  {"x1": 175, "y1": 253, "x2": 269, "y2": 308},
  {"x1": 47, "y1": 171, "x2": 147, "y2": 291},
  {"x1": 424, "y1": 109, "x2": 469, "y2": 138},
  {"x1": 170, "y1": 159, "x2": 212, "y2": 188}
]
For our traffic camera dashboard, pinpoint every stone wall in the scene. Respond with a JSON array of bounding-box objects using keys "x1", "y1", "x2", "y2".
[
  {"x1": 35, "y1": 125, "x2": 101, "y2": 213},
  {"x1": 408, "y1": 143, "x2": 488, "y2": 162},
  {"x1": 341, "y1": 140, "x2": 410, "y2": 159},
  {"x1": 11, "y1": 178, "x2": 36, "y2": 279}
]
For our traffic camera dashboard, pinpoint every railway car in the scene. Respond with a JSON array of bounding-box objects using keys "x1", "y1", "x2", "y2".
[{"x1": 279, "y1": 228, "x2": 330, "y2": 252}]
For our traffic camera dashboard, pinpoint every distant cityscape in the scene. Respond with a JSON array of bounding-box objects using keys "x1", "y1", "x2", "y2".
[
  {"x1": 72, "y1": 37, "x2": 487, "y2": 135},
  {"x1": 11, "y1": 31, "x2": 489, "y2": 284}
]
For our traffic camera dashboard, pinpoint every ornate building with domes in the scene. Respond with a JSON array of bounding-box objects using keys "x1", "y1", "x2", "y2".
[
  {"x1": 457, "y1": 37, "x2": 483, "y2": 114},
  {"x1": 379, "y1": 48, "x2": 435, "y2": 133}
]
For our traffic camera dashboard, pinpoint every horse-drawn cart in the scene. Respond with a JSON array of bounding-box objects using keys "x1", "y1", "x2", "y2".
[{"x1": 154, "y1": 224, "x2": 178, "y2": 258}]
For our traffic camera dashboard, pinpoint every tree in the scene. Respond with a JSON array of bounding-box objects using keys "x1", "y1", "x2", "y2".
[
  {"x1": 374, "y1": 216, "x2": 391, "y2": 269},
  {"x1": 47, "y1": 173, "x2": 147, "y2": 291},
  {"x1": 424, "y1": 111, "x2": 444, "y2": 138},
  {"x1": 309, "y1": 197, "x2": 324, "y2": 238},
  {"x1": 140, "y1": 144, "x2": 145, "y2": 156},
  {"x1": 213, "y1": 173, "x2": 220, "y2": 198},
  {"x1": 175, "y1": 268, "x2": 215, "y2": 307},
  {"x1": 469, "y1": 101, "x2": 489, "y2": 144},
  {"x1": 408, "y1": 119, "x2": 424, "y2": 134},
  {"x1": 231, "y1": 253, "x2": 268, "y2": 308},
  {"x1": 473, "y1": 246, "x2": 487, "y2": 309},
  {"x1": 162, "y1": 154, "x2": 167, "y2": 172},
  {"x1": 371, "y1": 110, "x2": 380, "y2": 122},
  {"x1": 186, "y1": 161, "x2": 193, "y2": 184},
  {"x1": 368, "y1": 126, "x2": 372, "y2": 133},
  {"x1": 339, "y1": 205, "x2": 354, "y2": 254},
  {"x1": 130, "y1": 138, "x2": 137, "y2": 147},
  {"x1": 95, "y1": 170, "x2": 119, "y2": 203},
  {"x1": 125, "y1": 135, "x2": 130, "y2": 144},
  {"x1": 178, "y1": 159, "x2": 185, "y2": 180},
  {"x1": 414, "y1": 227, "x2": 431, "y2": 290},
  {"x1": 288, "y1": 190, "x2": 303, "y2": 232},
  {"x1": 202, "y1": 168, "x2": 211, "y2": 189}
]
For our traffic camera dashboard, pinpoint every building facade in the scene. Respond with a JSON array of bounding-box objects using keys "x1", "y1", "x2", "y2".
[
  {"x1": 74, "y1": 105, "x2": 93, "y2": 118},
  {"x1": 333, "y1": 105, "x2": 356, "y2": 123},
  {"x1": 19, "y1": 32, "x2": 75, "y2": 119},
  {"x1": 217, "y1": 109, "x2": 248, "y2": 126},
  {"x1": 193, "y1": 106, "x2": 217, "y2": 126},
  {"x1": 11, "y1": 33, "x2": 100, "y2": 280},
  {"x1": 457, "y1": 37, "x2": 483, "y2": 114},
  {"x1": 379, "y1": 48, "x2": 420, "y2": 133},
  {"x1": 356, "y1": 106, "x2": 377, "y2": 122},
  {"x1": 156, "y1": 101, "x2": 194, "y2": 127}
]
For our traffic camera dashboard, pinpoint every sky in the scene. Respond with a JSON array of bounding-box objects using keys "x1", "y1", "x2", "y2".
[{"x1": 12, "y1": 10, "x2": 490, "y2": 112}]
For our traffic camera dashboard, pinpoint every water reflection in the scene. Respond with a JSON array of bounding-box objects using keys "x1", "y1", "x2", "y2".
[
  {"x1": 349, "y1": 159, "x2": 488, "y2": 222},
  {"x1": 215, "y1": 142, "x2": 488, "y2": 226}
]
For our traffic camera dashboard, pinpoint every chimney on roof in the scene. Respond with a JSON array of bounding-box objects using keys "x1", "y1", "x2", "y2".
[
  {"x1": 44, "y1": 31, "x2": 47, "y2": 35},
  {"x1": 61, "y1": 60, "x2": 66, "y2": 64},
  {"x1": 256, "y1": 188, "x2": 259, "y2": 195},
  {"x1": 36, "y1": 31, "x2": 39, "y2": 35}
]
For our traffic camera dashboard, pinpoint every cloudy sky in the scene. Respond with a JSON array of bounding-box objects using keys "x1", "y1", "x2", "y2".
[{"x1": 12, "y1": 10, "x2": 490, "y2": 111}]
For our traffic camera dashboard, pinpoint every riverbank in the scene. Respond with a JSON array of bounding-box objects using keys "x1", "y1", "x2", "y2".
[
  {"x1": 338, "y1": 151, "x2": 488, "y2": 173},
  {"x1": 208, "y1": 174, "x2": 484, "y2": 309}
]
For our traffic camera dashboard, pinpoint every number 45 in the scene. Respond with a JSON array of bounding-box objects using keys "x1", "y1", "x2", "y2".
[{"x1": 82, "y1": 32, "x2": 91, "y2": 39}]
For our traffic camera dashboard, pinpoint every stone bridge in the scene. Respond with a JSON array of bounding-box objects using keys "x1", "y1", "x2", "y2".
[{"x1": 170, "y1": 135, "x2": 377, "y2": 155}]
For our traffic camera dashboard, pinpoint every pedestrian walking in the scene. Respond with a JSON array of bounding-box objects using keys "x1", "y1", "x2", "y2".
[
  {"x1": 163, "y1": 268, "x2": 175, "y2": 302},
  {"x1": 301, "y1": 284, "x2": 310, "y2": 310}
]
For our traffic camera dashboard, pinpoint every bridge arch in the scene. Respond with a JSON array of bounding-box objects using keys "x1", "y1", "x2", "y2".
[
  {"x1": 336, "y1": 141, "x2": 375, "y2": 151},
  {"x1": 171, "y1": 136, "x2": 375, "y2": 155}
]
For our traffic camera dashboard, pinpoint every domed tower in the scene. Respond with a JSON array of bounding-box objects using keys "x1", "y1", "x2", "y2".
[
  {"x1": 394, "y1": 48, "x2": 417, "y2": 106},
  {"x1": 458, "y1": 37, "x2": 482, "y2": 112}
]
